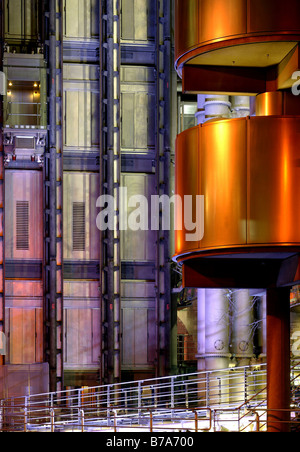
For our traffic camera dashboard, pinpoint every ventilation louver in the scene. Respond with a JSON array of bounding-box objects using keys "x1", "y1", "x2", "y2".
[
  {"x1": 16, "y1": 201, "x2": 29, "y2": 250},
  {"x1": 72, "y1": 202, "x2": 86, "y2": 251}
]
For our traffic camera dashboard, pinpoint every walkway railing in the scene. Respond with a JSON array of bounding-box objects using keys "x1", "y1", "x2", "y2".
[{"x1": 0, "y1": 362, "x2": 299, "y2": 432}]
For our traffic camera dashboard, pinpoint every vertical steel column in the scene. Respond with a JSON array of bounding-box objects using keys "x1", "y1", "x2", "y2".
[
  {"x1": 0, "y1": 0, "x2": 4, "y2": 368},
  {"x1": 266, "y1": 287, "x2": 291, "y2": 432},
  {"x1": 45, "y1": 0, "x2": 63, "y2": 393},
  {"x1": 155, "y1": 0, "x2": 171, "y2": 378},
  {"x1": 100, "y1": 0, "x2": 121, "y2": 385}
]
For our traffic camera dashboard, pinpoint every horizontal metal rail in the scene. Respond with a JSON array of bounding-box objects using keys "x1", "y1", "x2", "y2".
[{"x1": 0, "y1": 363, "x2": 299, "y2": 432}]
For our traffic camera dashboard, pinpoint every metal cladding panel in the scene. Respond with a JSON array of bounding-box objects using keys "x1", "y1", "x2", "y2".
[
  {"x1": 64, "y1": 0, "x2": 99, "y2": 39},
  {"x1": 175, "y1": 0, "x2": 200, "y2": 60},
  {"x1": 120, "y1": 173, "x2": 157, "y2": 262},
  {"x1": 5, "y1": 171, "x2": 43, "y2": 260},
  {"x1": 174, "y1": 117, "x2": 300, "y2": 260},
  {"x1": 175, "y1": 126, "x2": 200, "y2": 255},
  {"x1": 248, "y1": 117, "x2": 300, "y2": 244},
  {"x1": 175, "y1": 0, "x2": 300, "y2": 68},
  {"x1": 63, "y1": 281, "x2": 100, "y2": 368},
  {"x1": 248, "y1": 0, "x2": 300, "y2": 33},
  {"x1": 200, "y1": 118, "x2": 247, "y2": 249},
  {"x1": 121, "y1": 299, "x2": 156, "y2": 368},
  {"x1": 121, "y1": 66, "x2": 156, "y2": 153},
  {"x1": 6, "y1": 307, "x2": 43, "y2": 365},
  {"x1": 63, "y1": 308, "x2": 100, "y2": 368},
  {"x1": 200, "y1": 0, "x2": 247, "y2": 44},
  {"x1": 63, "y1": 172, "x2": 100, "y2": 261},
  {"x1": 5, "y1": 0, "x2": 39, "y2": 41},
  {"x1": 121, "y1": 0, "x2": 155, "y2": 42},
  {"x1": 64, "y1": 87, "x2": 100, "y2": 149}
]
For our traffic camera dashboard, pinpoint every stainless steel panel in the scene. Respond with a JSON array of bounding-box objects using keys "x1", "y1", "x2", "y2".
[
  {"x1": 121, "y1": 0, "x2": 154, "y2": 42},
  {"x1": 63, "y1": 172, "x2": 100, "y2": 260},
  {"x1": 5, "y1": 171, "x2": 43, "y2": 260},
  {"x1": 121, "y1": 67, "x2": 156, "y2": 152},
  {"x1": 64, "y1": 89, "x2": 99, "y2": 149},
  {"x1": 121, "y1": 299, "x2": 156, "y2": 368},
  {"x1": 6, "y1": 307, "x2": 43, "y2": 364},
  {"x1": 63, "y1": 307, "x2": 100, "y2": 368},
  {"x1": 5, "y1": 0, "x2": 39, "y2": 41},
  {"x1": 63, "y1": 64, "x2": 100, "y2": 149},
  {"x1": 120, "y1": 173, "x2": 157, "y2": 262},
  {"x1": 64, "y1": 0, "x2": 99, "y2": 39},
  {"x1": 121, "y1": 281, "x2": 156, "y2": 299}
]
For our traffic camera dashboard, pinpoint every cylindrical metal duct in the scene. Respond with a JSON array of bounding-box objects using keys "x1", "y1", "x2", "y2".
[
  {"x1": 196, "y1": 94, "x2": 231, "y2": 124},
  {"x1": 231, "y1": 96, "x2": 250, "y2": 118},
  {"x1": 255, "y1": 91, "x2": 283, "y2": 116},
  {"x1": 232, "y1": 289, "x2": 254, "y2": 366},
  {"x1": 205, "y1": 289, "x2": 230, "y2": 370}
]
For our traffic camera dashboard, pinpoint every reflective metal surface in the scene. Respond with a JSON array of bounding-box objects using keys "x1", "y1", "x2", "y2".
[
  {"x1": 175, "y1": 126, "x2": 200, "y2": 254},
  {"x1": 174, "y1": 117, "x2": 300, "y2": 260},
  {"x1": 255, "y1": 92, "x2": 283, "y2": 116},
  {"x1": 175, "y1": 0, "x2": 300, "y2": 71},
  {"x1": 200, "y1": 0, "x2": 246, "y2": 44},
  {"x1": 248, "y1": 117, "x2": 300, "y2": 245},
  {"x1": 200, "y1": 118, "x2": 247, "y2": 249}
]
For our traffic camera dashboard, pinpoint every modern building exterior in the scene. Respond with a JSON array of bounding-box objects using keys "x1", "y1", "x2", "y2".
[
  {"x1": 0, "y1": 0, "x2": 176, "y2": 397},
  {"x1": 0, "y1": 0, "x2": 300, "y2": 433},
  {"x1": 174, "y1": 0, "x2": 300, "y2": 432}
]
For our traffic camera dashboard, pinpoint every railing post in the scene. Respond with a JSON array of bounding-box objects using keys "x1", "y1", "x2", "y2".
[
  {"x1": 244, "y1": 368, "x2": 248, "y2": 404},
  {"x1": 50, "y1": 408, "x2": 55, "y2": 432},
  {"x1": 171, "y1": 377, "x2": 175, "y2": 417},
  {"x1": 80, "y1": 409, "x2": 84, "y2": 432},
  {"x1": 113, "y1": 409, "x2": 117, "y2": 433},
  {"x1": 194, "y1": 410, "x2": 198, "y2": 432},
  {"x1": 206, "y1": 372, "x2": 210, "y2": 407},
  {"x1": 138, "y1": 382, "x2": 142, "y2": 422},
  {"x1": 185, "y1": 382, "x2": 189, "y2": 408},
  {"x1": 149, "y1": 410, "x2": 153, "y2": 432},
  {"x1": 0, "y1": 400, "x2": 3, "y2": 431},
  {"x1": 78, "y1": 388, "x2": 82, "y2": 428},
  {"x1": 107, "y1": 385, "x2": 111, "y2": 426},
  {"x1": 24, "y1": 396, "x2": 28, "y2": 432}
]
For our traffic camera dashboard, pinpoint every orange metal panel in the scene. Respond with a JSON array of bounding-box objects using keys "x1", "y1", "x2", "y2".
[
  {"x1": 200, "y1": 0, "x2": 247, "y2": 43},
  {"x1": 200, "y1": 118, "x2": 247, "y2": 249},
  {"x1": 175, "y1": 0, "x2": 300, "y2": 74},
  {"x1": 255, "y1": 92, "x2": 283, "y2": 116},
  {"x1": 175, "y1": 126, "x2": 200, "y2": 255},
  {"x1": 175, "y1": 0, "x2": 199, "y2": 61},
  {"x1": 247, "y1": 117, "x2": 300, "y2": 245},
  {"x1": 248, "y1": 0, "x2": 300, "y2": 34}
]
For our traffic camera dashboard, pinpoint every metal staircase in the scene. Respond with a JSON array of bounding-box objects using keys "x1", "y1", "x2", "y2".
[{"x1": 1, "y1": 362, "x2": 299, "y2": 432}]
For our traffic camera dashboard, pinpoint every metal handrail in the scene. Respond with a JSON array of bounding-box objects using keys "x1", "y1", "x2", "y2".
[{"x1": 1, "y1": 362, "x2": 298, "y2": 432}]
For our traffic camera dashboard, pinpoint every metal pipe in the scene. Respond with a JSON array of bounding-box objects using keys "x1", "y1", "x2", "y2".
[{"x1": 48, "y1": 0, "x2": 57, "y2": 394}]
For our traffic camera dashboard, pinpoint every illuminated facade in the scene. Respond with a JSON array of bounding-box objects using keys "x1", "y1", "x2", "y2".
[
  {"x1": 174, "y1": 0, "x2": 300, "y2": 432},
  {"x1": 0, "y1": 0, "x2": 175, "y2": 396},
  {"x1": 0, "y1": 0, "x2": 300, "y2": 433}
]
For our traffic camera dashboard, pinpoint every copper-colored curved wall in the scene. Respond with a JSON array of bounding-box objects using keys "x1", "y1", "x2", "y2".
[
  {"x1": 174, "y1": 117, "x2": 300, "y2": 261},
  {"x1": 175, "y1": 0, "x2": 300, "y2": 70}
]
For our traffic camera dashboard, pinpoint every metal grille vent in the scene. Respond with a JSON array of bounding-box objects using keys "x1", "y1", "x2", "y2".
[
  {"x1": 16, "y1": 201, "x2": 29, "y2": 250},
  {"x1": 15, "y1": 137, "x2": 35, "y2": 149},
  {"x1": 72, "y1": 202, "x2": 86, "y2": 251}
]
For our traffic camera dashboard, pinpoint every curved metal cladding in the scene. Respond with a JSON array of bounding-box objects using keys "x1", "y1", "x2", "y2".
[
  {"x1": 175, "y1": 0, "x2": 300, "y2": 71},
  {"x1": 174, "y1": 116, "x2": 300, "y2": 261}
]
